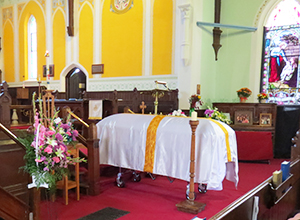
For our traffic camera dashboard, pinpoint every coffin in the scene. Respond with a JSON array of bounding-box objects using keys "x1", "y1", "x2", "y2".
[{"x1": 96, "y1": 113, "x2": 239, "y2": 190}]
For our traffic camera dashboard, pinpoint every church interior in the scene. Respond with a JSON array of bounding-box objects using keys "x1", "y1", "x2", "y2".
[{"x1": 1, "y1": 0, "x2": 300, "y2": 219}]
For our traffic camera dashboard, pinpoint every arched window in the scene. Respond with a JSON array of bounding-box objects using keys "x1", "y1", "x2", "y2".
[
  {"x1": 28, "y1": 15, "x2": 37, "y2": 80},
  {"x1": 266, "y1": 0, "x2": 300, "y2": 27},
  {"x1": 261, "y1": 0, "x2": 300, "y2": 104}
]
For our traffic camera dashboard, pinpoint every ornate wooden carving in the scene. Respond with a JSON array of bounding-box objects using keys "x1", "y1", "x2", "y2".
[{"x1": 42, "y1": 90, "x2": 55, "y2": 127}]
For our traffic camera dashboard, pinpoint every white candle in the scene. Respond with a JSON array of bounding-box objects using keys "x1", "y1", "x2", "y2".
[{"x1": 191, "y1": 111, "x2": 198, "y2": 121}]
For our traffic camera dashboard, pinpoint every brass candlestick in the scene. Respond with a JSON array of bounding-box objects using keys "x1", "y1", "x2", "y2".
[
  {"x1": 151, "y1": 89, "x2": 165, "y2": 115},
  {"x1": 176, "y1": 119, "x2": 206, "y2": 214}
]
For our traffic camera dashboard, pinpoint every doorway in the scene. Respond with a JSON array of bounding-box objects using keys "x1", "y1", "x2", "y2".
[{"x1": 66, "y1": 68, "x2": 86, "y2": 100}]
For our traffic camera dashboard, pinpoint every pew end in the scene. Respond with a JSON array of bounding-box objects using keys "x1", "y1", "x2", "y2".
[{"x1": 210, "y1": 130, "x2": 300, "y2": 220}]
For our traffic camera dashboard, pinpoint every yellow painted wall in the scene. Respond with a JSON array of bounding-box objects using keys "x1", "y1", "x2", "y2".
[
  {"x1": 152, "y1": 0, "x2": 173, "y2": 75},
  {"x1": 53, "y1": 9, "x2": 66, "y2": 80},
  {"x1": 102, "y1": 0, "x2": 143, "y2": 77},
  {"x1": 18, "y1": 1, "x2": 46, "y2": 81},
  {"x1": 79, "y1": 3, "x2": 93, "y2": 78},
  {"x1": 3, "y1": 21, "x2": 15, "y2": 82}
]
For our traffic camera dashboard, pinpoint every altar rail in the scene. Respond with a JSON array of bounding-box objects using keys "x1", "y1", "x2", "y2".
[
  {"x1": 210, "y1": 131, "x2": 300, "y2": 220},
  {"x1": 6, "y1": 87, "x2": 179, "y2": 125}
]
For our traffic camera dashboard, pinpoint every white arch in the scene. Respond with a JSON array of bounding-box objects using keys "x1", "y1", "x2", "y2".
[
  {"x1": 249, "y1": 0, "x2": 300, "y2": 96},
  {"x1": 52, "y1": 6, "x2": 66, "y2": 23},
  {"x1": 17, "y1": 0, "x2": 46, "y2": 24},
  {"x1": 59, "y1": 62, "x2": 89, "y2": 92},
  {"x1": 79, "y1": 1, "x2": 94, "y2": 16}
]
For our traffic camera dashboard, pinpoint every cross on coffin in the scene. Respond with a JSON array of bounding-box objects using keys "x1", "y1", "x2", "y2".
[{"x1": 140, "y1": 101, "x2": 147, "y2": 114}]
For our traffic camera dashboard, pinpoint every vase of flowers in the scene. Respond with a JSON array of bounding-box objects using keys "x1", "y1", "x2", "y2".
[
  {"x1": 189, "y1": 94, "x2": 202, "y2": 116},
  {"x1": 20, "y1": 94, "x2": 85, "y2": 191},
  {"x1": 257, "y1": 92, "x2": 268, "y2": 103},
  {"x1": 237, "y1": 88, "x2": 252, "y2": 103}
]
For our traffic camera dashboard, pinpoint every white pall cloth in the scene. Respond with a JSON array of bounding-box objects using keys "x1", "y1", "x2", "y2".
[{"x1": 96, "y1": 113, "x2": 239, "y2": 190}]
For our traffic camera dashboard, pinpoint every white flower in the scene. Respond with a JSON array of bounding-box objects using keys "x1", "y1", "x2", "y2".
[
  {"x1": 46, "y1": 138, "x2": 57, "y2": 146},
  {"x1": 55, "y1": 147, "x2": 64, "y2": 159}
]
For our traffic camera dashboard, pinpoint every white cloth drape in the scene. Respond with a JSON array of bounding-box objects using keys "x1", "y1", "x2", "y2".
[{"x1": 96, "y1": 113, "x2": 239, "y2": 190}]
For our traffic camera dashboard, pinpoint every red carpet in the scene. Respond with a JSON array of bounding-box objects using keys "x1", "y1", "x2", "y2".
[{"x1": 41, "y1": 159, "x2": 285, "y2": 220}]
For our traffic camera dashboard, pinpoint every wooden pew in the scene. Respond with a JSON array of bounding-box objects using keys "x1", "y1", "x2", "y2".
[
  {"x1": 209, "y1": 130, "x2": 300, "y2": 220},
  {"x1": 0, "y1": 122, "x2": 37, "y2": 220},
  {"x1": 82, "y1": 88, "x2": 178, "y2": 115}
]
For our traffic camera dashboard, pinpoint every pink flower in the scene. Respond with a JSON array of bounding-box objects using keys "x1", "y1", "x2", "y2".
[
  {"x1": 61, "y1": 123, "x2": 70, "y2": 129},
  {"x1": 44, "y1": 146, "x2": 53, "y2": 154},
  {"x1": 55, "y1": 133, "x2": 63, "y2": 141},
  {"x1": 52, "y1": 157, "x2": 60, "y2": 163},
  {"x1": 204, "y1": 109, "x2": 214, "y2": 117},
  {"x1": 66, "y1": 131, "x2": 71, "y2": 136},
  {"x1": 40, "y1": 125, "x2": 46, "y2": 133},
  {"x1": 72, "y1": 130, "x2": 78, "y2": 137},
  {"x1": 35, "y1": 158, "x2": 43, "y2": 162},
  {"x1": 46, "y1": 130, "x2": 55, "y2": 136},
  {"x1": 59, "y1": 145, "x2": 66, "y2": 152}
]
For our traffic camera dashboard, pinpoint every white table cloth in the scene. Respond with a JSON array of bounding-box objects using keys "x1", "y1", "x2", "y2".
[{"x1": 96, "y1": 113, "x2": 239, "y2": 190}]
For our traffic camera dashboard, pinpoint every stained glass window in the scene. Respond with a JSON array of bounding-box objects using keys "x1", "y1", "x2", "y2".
[
  {"x1": 266, "y1": 0, "x2": 300, "y2": 27},
  {"x1": 261, "y1": 0, "x2": 300, "y2": 104}
]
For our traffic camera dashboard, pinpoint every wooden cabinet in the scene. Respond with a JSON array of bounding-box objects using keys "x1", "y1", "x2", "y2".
[{"x1": 213, "y1": 102, "x2": 277, "y2": 144}]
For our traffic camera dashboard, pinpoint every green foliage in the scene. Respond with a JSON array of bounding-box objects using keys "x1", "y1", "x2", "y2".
[{"x1": 204, "y1": 106, "x2": 232, "y2": 125}]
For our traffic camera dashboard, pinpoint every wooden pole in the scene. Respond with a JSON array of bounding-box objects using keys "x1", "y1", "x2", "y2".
[
  {"x1": 188, "y1": 120, "x2": 198, "y2": 201},
  {"x1": 176, "y1": 119, "x2": 206, "y2": 214},
  {"x1": 212, "y1": 0, "x2": 222, "y2": 60},
  {"x1": 33, "y1": 188, "x2": 40, "y2": 220}
]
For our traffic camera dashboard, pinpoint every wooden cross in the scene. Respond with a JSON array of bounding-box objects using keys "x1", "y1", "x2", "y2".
[
  {"x1": 212, "y1": 0, "x2": 222, "y2": 60},
  {"x1": 67, "y1": 0, "x2": 74, "y2": 36},
  {"x1": 140, "y1": 101, "x2": 147, "y2": 114}
]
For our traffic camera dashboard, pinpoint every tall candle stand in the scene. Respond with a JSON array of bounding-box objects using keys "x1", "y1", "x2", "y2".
[{"x1": 176, "y1": 119, "x2": 206, "y2": 214}]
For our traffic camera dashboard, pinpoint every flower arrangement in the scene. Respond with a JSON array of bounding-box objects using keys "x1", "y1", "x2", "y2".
[
  {"x1": 189, "y1": 94, "x2": 202, "y2": 109},
  {"x1": 257, "y1": 92, "x2": 268, "y2": 100},
  {"x1": 20, "y1": 94, "x2": 85, "y2": 190},
  {"x1": 204, "y1": 107, "x2": 232, "y2": 125},
  {"x1": 237, "y1": 88, "x2": 252, "y2": 98},
  {"x1": 169, "y1": 109, "x2": 187, "y2": 117}
]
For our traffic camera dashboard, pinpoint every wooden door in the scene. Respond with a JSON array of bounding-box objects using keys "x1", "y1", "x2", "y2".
[{"x1": 66, "y1": 68, "x2": 86, "y2": 99}]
